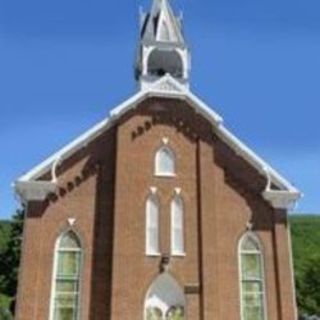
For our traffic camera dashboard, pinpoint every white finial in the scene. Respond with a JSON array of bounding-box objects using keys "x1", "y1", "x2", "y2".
[
  {"x1": 174, "y1": 187, "x2": 181, "y2": 195},
  {"x1": 150, "y1": 186, "x2": 157, "y2": 194},
  {"x1": 68, "y1": 218, "x2": 76, "y2": 227},
  {"x1": 246, "y1": 221, "x2": 253, "y2": 231},
  {"x1": 162, "y1": 137, "x2": 169, "y2": 145}
]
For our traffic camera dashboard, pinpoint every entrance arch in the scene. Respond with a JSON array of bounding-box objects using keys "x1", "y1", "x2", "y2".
[{"x1": 144, "y1": 273, "x2": 186, "y2": 320}]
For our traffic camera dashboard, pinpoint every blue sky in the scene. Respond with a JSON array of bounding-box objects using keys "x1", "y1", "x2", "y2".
[{"x1": 0, "y1": 0, "x2": 319, "y2": 219}]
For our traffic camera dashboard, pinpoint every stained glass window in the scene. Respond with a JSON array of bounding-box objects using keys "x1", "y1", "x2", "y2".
[
  {"x1": 51, "y1": 231, "x2": 82, "y2": 320},
  {"x1": 166, "y1": 306, "x2": 185, "y2": 320},
  {"x1": 146, "y1": 195, "x2": 160, "y2": 255},
  {"x1": 146, "y1": 307, "x2": 163, "y2": 320},
  {"x1": 155, "y1": 146, "x2": 175, "y2": 176},
  {"x1": 144, "y1": 273, "x2": 186, "y2": 320},
  {"x1": 240, "y1": 233, "x2": 266, "y2": 320},
  {"x1": 171, "y1": 196, "x2": 184, "y2": 255}
]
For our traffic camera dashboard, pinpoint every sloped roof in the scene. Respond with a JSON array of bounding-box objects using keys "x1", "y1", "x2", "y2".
[
  {"x1": 141, "y1": 0, "x2": 184, "y2": 44},
  {"x1": 15, "y1": 75, "x2": 301, "y2": 208}
]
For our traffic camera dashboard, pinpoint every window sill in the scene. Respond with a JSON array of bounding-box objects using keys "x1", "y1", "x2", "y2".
[
  {"x1": 171, "y1": 252, "x2": 186, "y2": 257},
  {"x1": 154, "y1": 173, "x2": 176, "y2": 178},
  {"x1": 146, "y1": 252, "x2": 161, "y2": 257}
]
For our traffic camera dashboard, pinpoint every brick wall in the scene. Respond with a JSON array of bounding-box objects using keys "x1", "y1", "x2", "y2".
[{"x1": 15, "y1": 97, "x2": 296, "y2": 320}]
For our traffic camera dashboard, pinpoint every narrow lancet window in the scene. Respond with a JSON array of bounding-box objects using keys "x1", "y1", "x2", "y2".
[
  {"x1": 240, "y1": 233, "x2": 266, "y2": 320},
  {"x1": 171, "y1": 195, "x2": 184, "y2": 255},
  {"x1": 51, "y1": 231, "x2": 82, "y2": 320},
  {"x1": 146, "y1": 194, "x2": 160, "y2": 255},
  {"x1": 155, "y1": 146, "x2": 176, "y2": 177}
]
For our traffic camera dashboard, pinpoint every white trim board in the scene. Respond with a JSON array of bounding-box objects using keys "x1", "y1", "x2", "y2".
[{"x1": 15, "y1": 75, "x2": 301, "y2": 207}]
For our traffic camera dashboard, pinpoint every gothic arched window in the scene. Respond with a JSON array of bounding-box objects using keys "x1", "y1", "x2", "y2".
[
  {"x1": 171, "y1": 195, "x2": 185, "y2": 256},
  {"x1": 146, "y1": 194, "x2": 160, "y2": 255},
  {"x1": 239, "y1": 233, "x2": 266, "y2": 320},
  {"x1": 50, "y1": 231, "x2": 82, "y2": 320},
  {"x1": 145, "y1": 273, "x2": 186, "y2": 320},
  {"x1": 155, "y1": 146, "x2": 176, "y2": 177}
]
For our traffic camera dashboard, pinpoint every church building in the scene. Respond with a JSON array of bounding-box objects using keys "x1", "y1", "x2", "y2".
[{"x1": 14, "y1": 0, "x2": 301, "y2": 319}]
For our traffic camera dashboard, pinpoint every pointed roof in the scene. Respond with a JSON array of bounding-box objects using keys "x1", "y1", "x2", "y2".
[
  {"x1": 141, "y1": 0, "x2": 185, "y2": 45},
  {"x1": 15, "y1": 76, "x2": 301, "y2": 209}
]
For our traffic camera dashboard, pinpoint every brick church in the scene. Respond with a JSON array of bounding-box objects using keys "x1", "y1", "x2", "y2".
[{"x1": 14, "y1": 0, "x2": 301, "y2": 319}]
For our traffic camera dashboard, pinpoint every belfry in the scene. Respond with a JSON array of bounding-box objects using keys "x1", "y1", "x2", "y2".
[{"x1": 136, "y1": 0, "x2": 190, "y2": 89}]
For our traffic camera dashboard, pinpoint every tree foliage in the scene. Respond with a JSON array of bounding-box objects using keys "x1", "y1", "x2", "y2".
[
  {"x1": 0, "y1": 222, "x2": 11, "y2": 254},
  {"x1": 0, "y1": 209, "x2": 24, "y2": 316},
  {"x1": 290, "y1": 215, "x2": 320, "y2": 316}
]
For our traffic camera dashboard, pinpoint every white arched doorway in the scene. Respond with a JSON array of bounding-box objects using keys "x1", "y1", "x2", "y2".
[{"x1": 145, "y1": 273, "x2": 186, "y2": 320}]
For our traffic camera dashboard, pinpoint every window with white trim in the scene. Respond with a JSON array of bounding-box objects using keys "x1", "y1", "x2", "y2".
[
  {"x1": 171, "y1": 195, "x2": 184, "y2": 255},
  {"x1": 146, "y1": 195, "x2": 160, "y2": 255},
  {"x1": 240, "y1": 233, "x2": 266, "y2": 320},
  {"x1": 155, "y1": 146, "x2": 175, "y2": 177},
  {"x1": 51, "y1": 231, "x2": 82, "y2": 320},
  {"x1": 145, "y1": 273, "x2": 186, "y2": 320}
]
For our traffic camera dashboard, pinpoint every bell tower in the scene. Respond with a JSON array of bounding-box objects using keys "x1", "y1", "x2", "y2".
[{"x1": 135, "y1": 0, "x2": 191, "y2": 90}]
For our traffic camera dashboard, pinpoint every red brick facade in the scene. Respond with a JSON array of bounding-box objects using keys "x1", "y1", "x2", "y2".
[{"x1": 15, "y1": 97, "x2": 297, "y2": 320}]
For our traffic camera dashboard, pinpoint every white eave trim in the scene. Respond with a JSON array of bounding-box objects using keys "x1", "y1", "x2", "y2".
[
  {"x1": 16, "y1": 77, "x2": 222, "y2": 182},
  {"x1": 110, "y1": 75, "x2": 223, "y2": 127},
  {"x1": 18, "y1": 117, "x2": 112, "y2": 182},
  {"x1": 215, "y1": 125, "x2": 300, "y2": 194},
  {"x1": 15, "y1": 75, "x2": 301, "y2": 206}
]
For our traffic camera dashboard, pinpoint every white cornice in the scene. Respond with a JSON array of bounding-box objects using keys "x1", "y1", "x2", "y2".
[
  {"x1": 15, "y1": 181, "x2": 57, "y2": 202},
  {"x1": 14, "y1": 75, "x2": 301, "y2": 206},
  {"x1": 262, "y1": 190, "x2": 301, "y2": 210}
]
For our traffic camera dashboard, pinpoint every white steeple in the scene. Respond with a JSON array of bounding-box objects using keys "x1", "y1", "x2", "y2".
[{"x1": 135, "y1": 0, "x2": 191, "y2": 90}]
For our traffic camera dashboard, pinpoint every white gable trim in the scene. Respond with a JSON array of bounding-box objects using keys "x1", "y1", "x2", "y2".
[
  {"x1": 15, "y1": 75, "x2": 301, "y2": 208},
  {"x1": 216, "y1": 125, "x2": 299, "y2": 193},
  {"x1": 110, "y1": 75, "x2": 223, "y2": 126},
  {"x1": 17, "y1": 117, "x2": 112, "y2": 182}
]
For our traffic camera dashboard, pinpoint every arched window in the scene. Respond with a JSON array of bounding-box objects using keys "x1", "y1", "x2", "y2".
[
  {"x1": 239, "y1": 233, "x2": 266, "y2": 320},
  {"x1": 155, "y1": 146, "x2": 176, "y2": 177},
  {"x1": 145, "y1": 273, "x2": 186, "y2": 320},
  {"x1": 148, "y1": 49, "x2": 184, "y2": 79},
  {"x1": 146, "y1": 194, "x2": 160, "y2": 255},
  {"x1": 171, "y1": 195, "x2": 185, "y2": 256},
  {"x1": 50, "y1": 231, "x2": 82, "y2": 320}
]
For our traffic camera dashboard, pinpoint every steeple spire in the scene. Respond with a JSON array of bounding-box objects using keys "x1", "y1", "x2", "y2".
[
  {"x1": 141, "y1": 0, "x2": 184, "y2": 44},
  {"x1": 135, "y1": 0, "x2": 191, "y2": 90}
]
